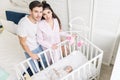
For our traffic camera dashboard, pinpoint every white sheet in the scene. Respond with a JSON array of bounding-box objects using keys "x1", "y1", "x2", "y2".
[{"x1": 31, "y1": 50, "x2": 88, "y2": 80}]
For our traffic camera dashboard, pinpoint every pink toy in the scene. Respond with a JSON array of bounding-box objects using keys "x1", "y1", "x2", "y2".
[
  {"x1": 77, "y1": 40, "x2": 84, "y2": 47},
  {"x1": 66, "y1": 36, "x2": 75, "y2": 45}
]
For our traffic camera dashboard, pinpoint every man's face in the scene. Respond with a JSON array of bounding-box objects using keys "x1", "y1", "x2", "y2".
[{"x1": 30, "y1": 7, "x2": 43, "y2": 22}]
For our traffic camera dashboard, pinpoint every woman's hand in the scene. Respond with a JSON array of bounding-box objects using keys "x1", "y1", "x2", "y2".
[{"x1": 52, "y1": 44, "x2": 58, "y2": 50}]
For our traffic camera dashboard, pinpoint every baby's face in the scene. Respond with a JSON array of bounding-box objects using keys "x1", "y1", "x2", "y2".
[{"x1": 65, "y1": 66, "x2": 73, "y2": 73}]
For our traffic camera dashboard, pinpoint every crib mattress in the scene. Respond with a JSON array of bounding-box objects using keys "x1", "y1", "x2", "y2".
[{"x1": 31, "y1": 50, "x2": 95, "y2": 80}]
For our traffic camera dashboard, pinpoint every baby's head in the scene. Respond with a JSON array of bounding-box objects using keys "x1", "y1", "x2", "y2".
[{"x1": 64, "y1": 65, "x2": 73, "y2": 73}]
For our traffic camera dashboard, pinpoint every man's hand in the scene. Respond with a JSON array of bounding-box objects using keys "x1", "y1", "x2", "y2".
[
  {"x1": 30, "y1": 53, "x2": 39, "y2": 60},
  {"x1": 18, "y1": 36, "x2": 40, "y2": 60}
]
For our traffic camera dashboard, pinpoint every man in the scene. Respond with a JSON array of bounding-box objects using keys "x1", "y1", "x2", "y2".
[{"x1": 17, "y1": 1, "x2": 47, "y2": 73}]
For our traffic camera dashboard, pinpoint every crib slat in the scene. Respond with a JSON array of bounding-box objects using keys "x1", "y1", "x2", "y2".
[
  {"x1": 82, "y1": 43, "x2": 85, "y2": 55},
  {"x1": 33, "y1": 60, "x2": 40, "y2": 72},
  {"x1": 27, "y1": 60, "x2": 35, "y2": 75},
  {"x1": 83, "y1": 66, "x2": 86, "y2": 79},
  {"x1": 78, "y1": 68, "x2": 80, "y2": 79},
  {"x1": 73, "y1": 42, "x2": 76, "y2": 51},
  {"x1": 64, "y1": 44, "x2": 67, "y2": 56},
  {"x1": 90, "y1": 46, "x2": 94, "y2": 59},
  {"x1": 49, "y1": 49, "x2": 55, "y2": 64},
  {"x1": 44, "y1": 51, "x2": 50, "y2": 66},
  {"x1": 16, "y1": 66, "x2": 24, "y2": 80},
  {"x1": 38, "y1": 54, "x2": 45, "y2": 69},
  {"x1": 94, "y1": 58, "x2": 97, "y2": 68},
  {"x1": 95, "y1": 49, "x2": 99, "y2": 57},
  {"x1": 59, "y1": 45, "x2": 63, "y2": 59},
  {"x1": 86, "y1": 44, "x2": 89, "y2": 60},
  {"x1": 86, "y1": 64, "x2": 89, "y2": 79},
  {"x1": 68, "y1": 43, "x2": 72, "y2": 54},
  {"x1": 88, "y1": 62, "x2": 91, "y2": 77},
  {"x1": 21, "y1": 63, "x2": 29, "y2": 77},
  {"x1": 97, "y1": 54, "x2": 103, "y2": 71}
]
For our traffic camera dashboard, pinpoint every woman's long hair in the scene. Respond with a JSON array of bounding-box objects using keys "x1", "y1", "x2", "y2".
[{"x1": 42, "y1": 1, "x2": 62, "y2": 29}]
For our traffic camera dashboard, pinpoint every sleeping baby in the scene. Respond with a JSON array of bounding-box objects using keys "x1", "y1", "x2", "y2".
[
  {"x1": 46, "y1": 65, "x2": 73, "y2": 80},
  {"x1": 23, "y1": 65, "x2": 73, "y2": 80}
]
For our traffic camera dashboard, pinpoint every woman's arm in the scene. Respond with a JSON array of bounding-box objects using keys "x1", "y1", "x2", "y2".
[{"x1": 37, "y1": 29, "x2": 52, "y2": 48}]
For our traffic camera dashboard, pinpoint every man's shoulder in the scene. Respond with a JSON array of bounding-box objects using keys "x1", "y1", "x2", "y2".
[{"x1": 18, "y1": 15, "x2": 28, "y2": 24}]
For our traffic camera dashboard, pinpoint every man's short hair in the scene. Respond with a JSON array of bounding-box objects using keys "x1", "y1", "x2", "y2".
[{"x1": 29, "y1": 1, "x2": 43, "y2": 10}]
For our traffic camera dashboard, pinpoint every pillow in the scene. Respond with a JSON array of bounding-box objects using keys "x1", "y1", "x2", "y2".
[
  {"x1": 0, "y1": 19, "x2": 17, "y2": 35},
  {"x1": 6, "y1": 11, "x2": 26, "y2": 24},
  {"x1": 0, "y1": 67, "x2": 9, "y2": 80}
]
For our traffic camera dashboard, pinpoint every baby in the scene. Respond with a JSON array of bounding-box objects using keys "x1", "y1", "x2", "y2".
[
  {"x1": 47, "y1": 65, "x2": 73, "y2": 80},
  {"x1": 23, "y1": 65, "x2": 73, "y2": 80},
  {"x1": 63, "y1": 65, "x2": 73, "y2": 73}
]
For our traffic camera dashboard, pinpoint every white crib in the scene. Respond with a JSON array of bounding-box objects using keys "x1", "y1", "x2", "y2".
[{"x1": 15, "y1": 31, "x2": 103, "y2": 80}]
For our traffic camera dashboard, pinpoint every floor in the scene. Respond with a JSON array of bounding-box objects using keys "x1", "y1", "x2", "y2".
[{"x1": 99, "y1": 64, "x2": 113, "y2": 80}]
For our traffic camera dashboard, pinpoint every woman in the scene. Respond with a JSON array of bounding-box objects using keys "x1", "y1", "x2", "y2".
[{"x1": 37, "y1": 1, "x2": 62, "y2": 63}]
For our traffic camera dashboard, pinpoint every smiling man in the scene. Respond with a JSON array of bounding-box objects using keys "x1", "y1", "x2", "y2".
[{"x1": 17, "y1": 1, "x2": 47, "y2": 73}]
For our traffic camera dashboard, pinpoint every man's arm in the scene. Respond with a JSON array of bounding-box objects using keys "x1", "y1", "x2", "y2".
[{"x1": 18, "y1": 36, "x2": 39, "y2": 60}]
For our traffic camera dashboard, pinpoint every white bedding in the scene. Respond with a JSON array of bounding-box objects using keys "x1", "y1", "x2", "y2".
[
  {"x1": 31, "y1": 50, "x2": 88, "y2": 80},
  {"x1": 0, "y1": 31, "x2": 25, "y2": 80}
]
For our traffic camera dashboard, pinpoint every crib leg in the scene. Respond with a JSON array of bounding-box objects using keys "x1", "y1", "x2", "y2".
[{"x1": 96, "y1": 75, "x2": 100, "y2": 80}]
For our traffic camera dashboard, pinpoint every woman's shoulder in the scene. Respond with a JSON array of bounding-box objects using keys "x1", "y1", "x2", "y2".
[
  {"x1": 39, "y1": 20, "x2": 46, "y2": 23},
  {"x1": 54, "y1": 18, "x2": 58, "y2": 22},
  {"x1": 38, "y1": 20, "x2": 47, "y2": 30},
  {"x1": 38, "y1": 20, "x2": 46, "y2": 26},
  {"x1": 54, "y1": 18, "x2": 59, "y2": 25}
]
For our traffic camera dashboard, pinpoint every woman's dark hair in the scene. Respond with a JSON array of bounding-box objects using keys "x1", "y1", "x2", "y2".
[
  {"x1": 42, "y1": 1, "x2": 62, "y2": 29},
  {"x1": 29, "y1": 1, "x2": 43, "y2": 10}
]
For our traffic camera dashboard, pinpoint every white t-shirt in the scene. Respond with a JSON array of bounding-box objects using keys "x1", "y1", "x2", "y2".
[{"x1": 17, "y1": 15, "x2": 39, "y2": 51}]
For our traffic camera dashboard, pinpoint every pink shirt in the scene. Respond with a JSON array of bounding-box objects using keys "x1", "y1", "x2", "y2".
[{"x1": 37, "y1": 19, "x2": 61, "y2": 49}]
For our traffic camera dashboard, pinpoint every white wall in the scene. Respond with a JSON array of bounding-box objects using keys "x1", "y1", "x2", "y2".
[
  {"x1": 68, "y1": 0, "x2": 91, "y2": 27},
  {"x1": 110, "y1": 42, "x2": 120, "y2": 80},
  {"x1": 92, "y1": 0, "x2": 120, "y2": 65}
]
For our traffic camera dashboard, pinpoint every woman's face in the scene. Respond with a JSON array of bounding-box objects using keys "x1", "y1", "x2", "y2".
[{"x1": 42, "y1": 8, "x2": 52, "y2": 20}]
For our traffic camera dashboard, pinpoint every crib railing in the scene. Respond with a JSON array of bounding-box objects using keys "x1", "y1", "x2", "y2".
[
  {"x1": 59, "y1": 34, "x2": 103, "y2": 80},
  {"x1": 60, "y1": 53, "x2": 103, "y2": 80},
  {"x1": 15, "y1": 31, "x2": 103, "y2": 80},
  {"x1": 16, "y1": 39, "x2": 73, "y2": 80}
]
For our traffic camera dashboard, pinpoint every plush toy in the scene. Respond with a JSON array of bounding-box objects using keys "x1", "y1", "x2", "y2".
[
  {"x1": 77, "y1": 40, "x2": 84, "y2": 47},
  {"x1": 66, "y1": 35, "x2": 75, "y2": 45}
]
